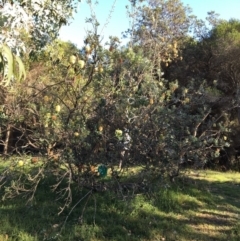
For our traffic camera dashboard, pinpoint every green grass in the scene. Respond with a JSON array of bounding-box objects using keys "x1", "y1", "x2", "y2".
[{"x1": 0, "y1": 167, "x2": 240, "y2": 241}]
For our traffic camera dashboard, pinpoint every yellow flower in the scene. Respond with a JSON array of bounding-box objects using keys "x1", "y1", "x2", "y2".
[
  {"x1": 55, "y1": 105, "x2": 61, "y2": 112},
  {"x1": 69, "y1": 55, "x2": 77, "y2": 64},
  {"x1": 18, "y1": 160, "x2": 24, "y2": 167},
  {"x1": 115, "y1": 129, "x2": 123, "y2": 137},
  {"x1": 98, "y1": 125, "x2": 103, "y2": 132},
  {"x1": 78, "y1": 60, "x2": 85, "y2": 69}
]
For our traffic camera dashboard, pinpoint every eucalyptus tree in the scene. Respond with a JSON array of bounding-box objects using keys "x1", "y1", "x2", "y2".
[
  {"x1": 126, "y1": 0, "x2": 193, "y2": 70},
  {"x1": 0, "y1": 0, "x2": 81, "y2": 86}
]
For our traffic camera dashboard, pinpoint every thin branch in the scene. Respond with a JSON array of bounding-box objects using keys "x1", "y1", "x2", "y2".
[
  {"x1": 193, "y1": 109, "x2": 211, "y2": 137},
  {"x1": 60, "y1": 190, "x2": 92, "y2": 233}
]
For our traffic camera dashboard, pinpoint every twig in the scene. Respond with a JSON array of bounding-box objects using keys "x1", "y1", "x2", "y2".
[
  {"x1": 57, "y1": 169, "x2": 73, "y2": 215},
  {"x1": 79, "y1": 191, "x2": 92, "y2": 225},
  {"x1": 93, "y1": 194, "x2": 97, "y2": 226},
  {"x1": 60, "y1": 190, "x2": 92, "y2": 233},
  {"x1": 193, "y1": 109, "x2": 211, "y2": 137},
  {"x1": 100, "y1": 0, "x2": 117, "y2": 36}
]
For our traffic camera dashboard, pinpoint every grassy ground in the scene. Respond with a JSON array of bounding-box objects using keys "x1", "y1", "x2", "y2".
[{"x1": 0, "y1": 168, "x2": 240, "y2": 241}]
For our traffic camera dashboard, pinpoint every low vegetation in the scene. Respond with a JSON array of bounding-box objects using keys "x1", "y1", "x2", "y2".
[
  {"x1": 0, "y1": 166, "x2": 240, "y2": 241},
  {"x1": 1, "y1": 1, "x2": 240, "y2": 240}
]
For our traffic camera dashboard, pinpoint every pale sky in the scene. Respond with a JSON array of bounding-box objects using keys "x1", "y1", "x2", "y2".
[{"x1": 59, "y1": 0, "x2": 240, "y2": 47}]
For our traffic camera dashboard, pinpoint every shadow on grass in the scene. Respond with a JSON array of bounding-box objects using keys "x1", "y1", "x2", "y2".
[{"x1": 0, "y1": 170, "x2": 240, "y2": 241}]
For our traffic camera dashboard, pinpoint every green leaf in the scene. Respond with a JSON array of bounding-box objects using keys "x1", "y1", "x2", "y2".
[
  {"x1": 1, "y1": 44, "x2": 14, "y2": 86},
  {"x1": 14, "y1": 55, "x2": 26, "y2": 81},
  {"x1": 0, "y1": 44, "x2": 26, "y2": 86}
]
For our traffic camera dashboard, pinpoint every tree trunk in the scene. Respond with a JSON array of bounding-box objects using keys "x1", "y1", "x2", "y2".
[{"x1": 4, "y1": 124, "x2": 11, "y2": 155}]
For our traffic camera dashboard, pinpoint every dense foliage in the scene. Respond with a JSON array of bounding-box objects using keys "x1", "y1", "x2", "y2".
[{"x1": 0, "y1": 0, "x2": 240, "y2": 220}]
